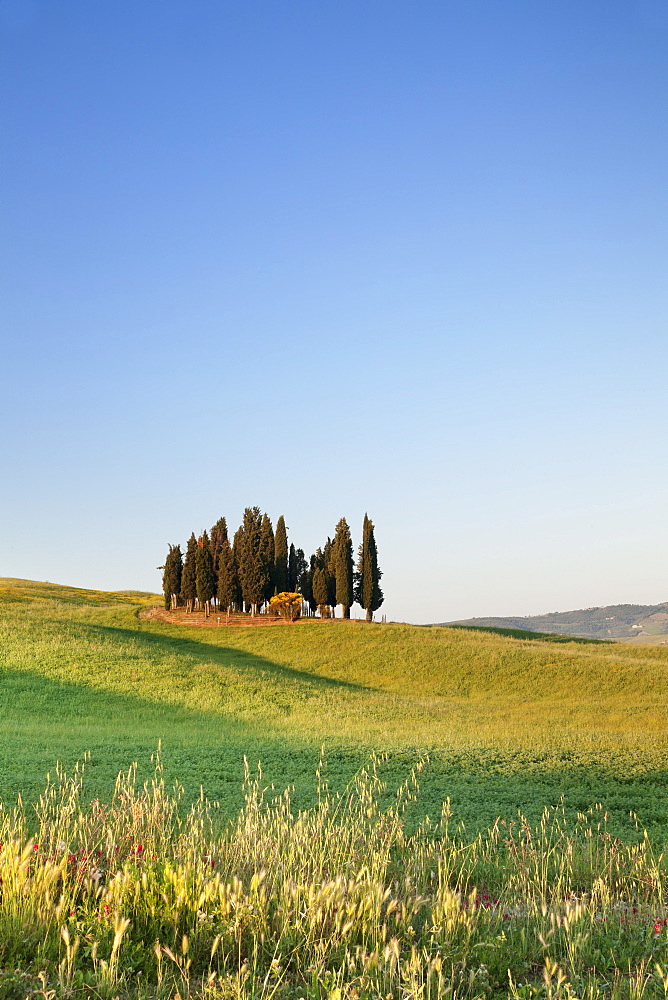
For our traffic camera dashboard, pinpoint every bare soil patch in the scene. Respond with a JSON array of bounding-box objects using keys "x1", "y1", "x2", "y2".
[{"x1": 138, "y1": 607, "x2": 354, "y2": 628}]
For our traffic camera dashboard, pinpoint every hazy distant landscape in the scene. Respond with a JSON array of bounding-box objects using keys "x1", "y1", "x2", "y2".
[{"x1": 442, "y1": 601, "x2": 668, "y2": 642}]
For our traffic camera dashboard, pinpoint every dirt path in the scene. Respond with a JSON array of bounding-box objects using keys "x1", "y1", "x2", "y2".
[{"x1": 138, "y1": 607, "x2": 348, "y2": 628}]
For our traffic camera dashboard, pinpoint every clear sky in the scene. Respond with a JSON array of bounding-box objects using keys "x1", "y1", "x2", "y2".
[{"x1": 1, "y1": 0, "x2": 666, "y2": 624}]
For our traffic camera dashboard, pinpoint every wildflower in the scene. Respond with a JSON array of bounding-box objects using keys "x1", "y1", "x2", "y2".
[{"x1": 654, "y1": 923, "x2": 662, "y2": 934}]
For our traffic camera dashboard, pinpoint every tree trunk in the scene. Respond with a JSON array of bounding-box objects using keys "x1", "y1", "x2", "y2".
[
  {"x1": 366, "y1": 609, "x2": 372, "y2": 622},
  {"x1": 342, "y1": 605, "x2": 350, "y2": 619}
]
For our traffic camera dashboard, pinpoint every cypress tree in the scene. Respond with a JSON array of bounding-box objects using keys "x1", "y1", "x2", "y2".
[
  {"x1": 161, "y1": 544, "x2": 182, "y2": 610},
  {"x1": 181, "y1": 533, "x2": 198, "y2": 611},
  {"x1": 237, "y1": 506, "x2": 265, "y2": 614},
  {"x1": 216, "y1": 539, "x2": 236, "y2": 612},
  {"x1": 354, "y1": 514, "x2": 383, "y2": 622},
  {"x1": 301, "y1": 554, "x2": 316, "y2": 613},
  {"x1": 196, "y1": 531, "x2": 216, "y2": 612},
  {"x1": 323, "y1": 538, "x2": 337, "y2": 616},
  {"x1": 288, "y1": 543, "x2": 297, "y2": 591},
  {"x1": 333, "y1": 517, "x2": 354, "y2": 619},
  {"x1": 160, "y1": 547, "x2": 171, "y2": 611},
  {"x1": 232, "y1": 527, "x2": 244, "y2": 611},
  {"x1": 294, "y1": 547, "x2": 308, "y2": 594},
  {"x1": 274, "y1": 516, "x2": 289, "y2": 594},
  {"x1": 312, "y1": 565, "x2": 329, "y2": 616},
  {"x1": 309, "y1": 549, "x2": 326, "y2": 614},
  {"x1": 259, "y1": 513, "x2": 275, "y2": 606},
  {"x1": 210, "y1": 517, "x2": 228, "y2": 577}
]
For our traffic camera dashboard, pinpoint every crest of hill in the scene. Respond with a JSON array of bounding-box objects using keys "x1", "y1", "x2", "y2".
[
  {"x1": 438, "y1": 601, "x2": 668, "y2": 642},
  {"x1": 0, "y1": 578, "x2": 159, "y2": 607}
]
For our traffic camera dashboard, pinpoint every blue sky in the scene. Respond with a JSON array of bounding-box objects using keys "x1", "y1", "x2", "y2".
[{"x1": 1, "y1": 0, "x2": 666, "y2": 623}]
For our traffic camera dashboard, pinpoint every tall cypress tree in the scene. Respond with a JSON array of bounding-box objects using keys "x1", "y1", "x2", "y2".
[
  {"x1": 210, "y1": 517, "x2": 228, "y2": 578},
  {"x1": 238, "y1": 506, "x2": 265, "y2": 614},
  {"x1": 333, "y1": 517, "x2": 354, "y2": 619},
  {"x1": 288, "y1": 543, "x2": 297, "y2": 591},
  {"x1": 308, "y1": 549, "x2": 325, "y2": 614},
  {"x1": 294, "y1": 547, "x2": 308, "y2": 595},
  {"x1": 181, "y1": 533, "x2": 198, "y2": 611},
  {"x1": 232, "y1": 526, "x2": 245, "y2": 611},
  {"x1": 323, "y1": 537, "x2": 337, "y2": 616},
  {"x1": 216, "y1": 539, "x2": 237, "y2": 612},
  {"x1": 196, "y1": 531, "x2": 216, "y2": 612},
  {"x1": 302, "y1": 554, "x2": 316, "y2": 613},
  {"x1": 274, "y1": 516, "x2": 288, "y2": 594},
  {"x1": 354, "y1": 514, "x2": 383, "y2": 622},
  {"x1": 161, "y1": 544, "x2": 182, "y2": 610},
  {"x1": 259, "y1": 513, "x2": 275, "y2": 606},
  {"x1": 312, "y1": 565, "x2": 329, "y2": 616}
]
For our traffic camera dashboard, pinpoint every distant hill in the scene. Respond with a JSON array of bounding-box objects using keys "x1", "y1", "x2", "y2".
[{"x1": 438, "y1": 601, "x2": 668, "y2": 642}]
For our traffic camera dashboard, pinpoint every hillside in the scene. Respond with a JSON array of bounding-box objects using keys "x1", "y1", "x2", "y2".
[
  {"x1": 0, "y1": 577, "x2": 159, "y2": 606},
  {"x1": 4, "y1": 578, "x2": 668, "y2": 834},
  {"x1": 440, "y1": 600, "x2": 668, "y2": 641}
]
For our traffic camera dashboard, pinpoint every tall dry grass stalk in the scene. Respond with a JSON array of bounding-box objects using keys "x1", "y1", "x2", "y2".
[{"x1": 0, "y1": 754, "x2": 666, "y2": 998}]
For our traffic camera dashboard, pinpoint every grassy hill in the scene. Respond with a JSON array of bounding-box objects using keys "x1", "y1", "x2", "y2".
[
  {"x1": 440, "y1": 600, "x2": 668, "y2": 641},
  {"x1": 3, "y1": 578, "x2": 668, "y2": 836}
]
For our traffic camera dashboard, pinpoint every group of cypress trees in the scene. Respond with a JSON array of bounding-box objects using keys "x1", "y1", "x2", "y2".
[{"x1": 161, "y1": 509, "x2": 383, "y2": 621}]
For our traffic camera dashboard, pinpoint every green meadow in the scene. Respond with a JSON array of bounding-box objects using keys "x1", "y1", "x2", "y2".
[
  {"x1": 5, "y1": 579, "x2": 668, "y2": 997},
  {"x1": 2, "y1": 578, "x2": 668, "y2": 837}
]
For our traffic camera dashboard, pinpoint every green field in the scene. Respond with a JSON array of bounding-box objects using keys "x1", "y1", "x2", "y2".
[
  {"x1": 3, "y1": 578, "x2": 668, "y2": 838},
  {"x1": 6, "y1": 578, "x2": 668, "y2": 997}
]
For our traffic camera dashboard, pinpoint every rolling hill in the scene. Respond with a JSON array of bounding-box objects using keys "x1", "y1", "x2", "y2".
[
  {"x1": 440, "y1": 600, "x2": 668, "y2": 641},
  {"x1": 3, "y1": 578, "x2": 668, "y2": 835}
]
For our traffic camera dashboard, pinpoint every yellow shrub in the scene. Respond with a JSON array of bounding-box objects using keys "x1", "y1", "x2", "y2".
[{"x1": 268, "y1": 592, "x2": 302, "y2": 621}]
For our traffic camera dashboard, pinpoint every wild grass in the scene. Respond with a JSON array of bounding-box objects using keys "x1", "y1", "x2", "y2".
[{"x1": 2, "y1": 757, "x2": 668, "y2": 999}]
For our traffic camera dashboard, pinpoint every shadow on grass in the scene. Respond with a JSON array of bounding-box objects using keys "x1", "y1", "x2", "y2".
[
  {"x1": 0, "y1": 662, "x2": 341, "y2": 807},
  {"x1": 2, "y1": 665, "x2": 668, "y2": 838},
  {"x1": 60, "y1": 619, "x2": 374, "y2": 693},
  {"x1": 3, "y1": 666, "x2": 668, "y2": 838}
]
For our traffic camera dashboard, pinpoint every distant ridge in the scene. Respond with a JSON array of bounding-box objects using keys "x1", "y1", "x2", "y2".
[{"x1": 437, "y1": 601, "x2": 668, "y2": 642}]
